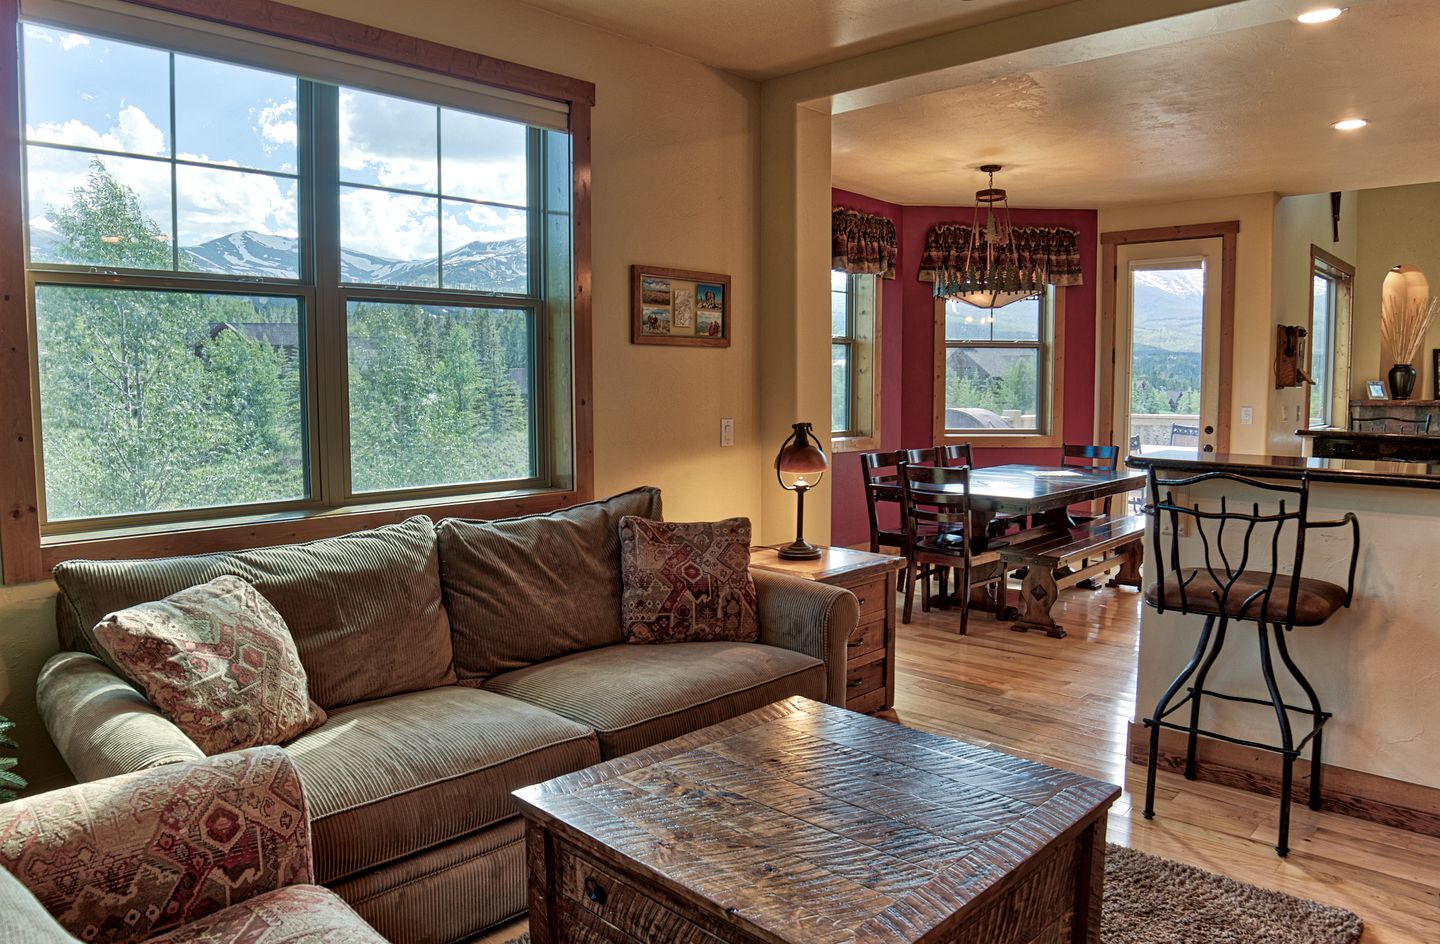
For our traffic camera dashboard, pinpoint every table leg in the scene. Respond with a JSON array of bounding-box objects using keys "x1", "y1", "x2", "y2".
[
  {"x1": 1109, "y1": 538, "x2": 1144, "y2": 589},
  {"x1": 1012, "y1": 563, "x2": 1066, "y2": 638}
]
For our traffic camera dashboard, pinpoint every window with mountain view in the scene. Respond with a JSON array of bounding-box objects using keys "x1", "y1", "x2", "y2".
[
  {"x1": 941, "y1": 293, "x2": 1049, "y2": 434},
  {"x1": 20, "y1": 21, "x2": 563, "y2": 527}
]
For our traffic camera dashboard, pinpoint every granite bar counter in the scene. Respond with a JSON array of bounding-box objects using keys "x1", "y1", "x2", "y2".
[{"x1": 1124, "y1": 450, "x2": 1440, "y2": 824}]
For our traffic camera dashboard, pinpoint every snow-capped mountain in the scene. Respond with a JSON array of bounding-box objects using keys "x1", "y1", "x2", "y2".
[
  {"x1": 185, "y1": 231, "x2": 529, "y2": 293},
  {"x1": 32, "y1": 228, "x2": 528, "y2": 294}
]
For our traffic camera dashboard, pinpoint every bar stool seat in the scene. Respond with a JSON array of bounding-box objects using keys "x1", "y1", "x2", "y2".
[{"x1": 1144, "y1": 571, "x2": 1348, "y2": 626}]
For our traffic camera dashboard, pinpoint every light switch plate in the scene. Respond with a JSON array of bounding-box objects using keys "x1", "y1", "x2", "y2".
[
  {"x1": 1240, "y1": 406, "x2": 1254, "y2": 425},
  {"x1": 720, "y1": 417, "x2": 734, "y2": 447}
]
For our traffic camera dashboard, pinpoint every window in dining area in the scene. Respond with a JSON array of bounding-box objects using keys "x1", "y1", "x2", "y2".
[
  {"x1": 936, "y1": 289, "x2": 1058, "y2": 439},
  {"x1": 831, "y1": 270, "x2": 880, "y2": 450}
]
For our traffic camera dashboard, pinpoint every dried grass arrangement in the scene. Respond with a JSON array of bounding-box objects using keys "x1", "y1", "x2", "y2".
[{"x1": 1381, "y1": 294, "x2": 1438, "y2": 364}]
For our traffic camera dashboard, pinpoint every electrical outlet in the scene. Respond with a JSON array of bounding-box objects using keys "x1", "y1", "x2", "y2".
[
  {"x1": 720, "y1": 417, "x2": 734, "y2": 447},
  {"x1": 1240, "y1": 406, "x2": 1254, "y2": 425}
]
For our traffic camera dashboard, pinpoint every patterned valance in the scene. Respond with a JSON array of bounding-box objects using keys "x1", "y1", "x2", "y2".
[
  {"x1": 832, "y1": 207, "x2": 898, "y2": 280},
  {"x1": 918, "y1": 224, "x2": 1082, "y2": 298}
]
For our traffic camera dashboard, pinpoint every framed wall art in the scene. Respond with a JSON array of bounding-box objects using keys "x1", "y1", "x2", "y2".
[{"x1": 631, "y1": 265, "x2": 730, "y2": 347}]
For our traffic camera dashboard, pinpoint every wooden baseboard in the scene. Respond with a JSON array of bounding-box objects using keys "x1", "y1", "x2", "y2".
[{"x1": 1126, "y1": 721, "x2": 1440, "y2": 839}]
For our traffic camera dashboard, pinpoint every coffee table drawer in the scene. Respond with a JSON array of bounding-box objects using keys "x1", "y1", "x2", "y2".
[{"x1": 560, "y1": 845, "x2": 724, "y2": 944}]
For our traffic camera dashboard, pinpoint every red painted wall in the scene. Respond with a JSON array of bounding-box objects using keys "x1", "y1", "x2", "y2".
[{"x1": 829, "y1": 192, "x2": 1099, "y2": 547}]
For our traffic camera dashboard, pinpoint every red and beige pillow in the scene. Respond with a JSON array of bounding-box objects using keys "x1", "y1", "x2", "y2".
[
  {"x1": 92, "y1": 575, "x2": 325, "y2": 754},
  {"x1": 618, "y1": 516, "x2": 758, "y2": 644}
]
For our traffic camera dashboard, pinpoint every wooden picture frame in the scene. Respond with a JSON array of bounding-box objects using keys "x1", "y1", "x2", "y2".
[{"x1": 631, "y1": 265, "x2": 730, "y2": 347}]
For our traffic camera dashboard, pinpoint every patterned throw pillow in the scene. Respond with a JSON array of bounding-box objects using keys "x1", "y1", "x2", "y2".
[
  {"x1": 618, "y1": 516, "x2": 759, "y2": 644},
  {"x1": 92, "y1": 576, "x2": 326, "y2": 754}
]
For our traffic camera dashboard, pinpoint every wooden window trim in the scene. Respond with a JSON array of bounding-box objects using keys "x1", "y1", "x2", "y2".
[
  {"x1": 1309, "y1": 244, "x2": 1355, "y2": 429},
  {"x1": 1098, "y1": 221, "x2": 1238, "y2": 453},
  {"x1": 0, "y1": 0, "x2": 595, "y2": 582},
  {"x1": 831, "y1": 273, "x2": 882, "y2": 454},
  {"x1": 931, "y1": 290, "x2": 1066, "y2": 449}
]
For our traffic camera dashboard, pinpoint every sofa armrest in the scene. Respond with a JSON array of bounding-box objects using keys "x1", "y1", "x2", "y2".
[
  {"x1": 0, "y1": 747, "x2": 312, "y2": 944},
  {"x1": 37, "y1": 651, "x2": 206, "y2": 783},
  {"x1": 751, "y1": 570, "x2": 858, "y2": 707}
]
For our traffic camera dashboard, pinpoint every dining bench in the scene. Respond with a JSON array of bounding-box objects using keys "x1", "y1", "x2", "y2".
[{"x1": 996, "y1": 514, "x2": 1145, "y2": 637}]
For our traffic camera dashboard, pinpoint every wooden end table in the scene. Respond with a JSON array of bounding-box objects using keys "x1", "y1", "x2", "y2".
[
  {"x1": 516, "y1": 697, "x2": 1119, "y2": 944},
  {"x1": 748, "y1": 545, "x2": 905, "y2": 713}
]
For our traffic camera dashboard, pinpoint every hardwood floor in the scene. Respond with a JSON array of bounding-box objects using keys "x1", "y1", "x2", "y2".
[
  {"x1": 893, "y1": 584, "x2": 1440, "y2": 944},
  {"x1": 477, "y1": 583, "x2": 1440, "y2": 943}
]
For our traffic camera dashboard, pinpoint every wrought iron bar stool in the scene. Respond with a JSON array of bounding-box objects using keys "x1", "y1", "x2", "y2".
[{"x1": 1141, "y1": 469, "x2": 1359, "y2": 856}]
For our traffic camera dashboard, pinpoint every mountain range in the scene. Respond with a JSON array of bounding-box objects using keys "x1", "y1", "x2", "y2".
[
  {"x1": 1131, "y1": 268, "x2": 1205, "y2": 353},
  {"x1": 30, "y1": 229, "x2": 529, "y2": 294}
]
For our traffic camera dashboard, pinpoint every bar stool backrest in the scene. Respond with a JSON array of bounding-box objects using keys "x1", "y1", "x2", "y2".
[{"x1": 1147, "y1": 468, "x2": 1313, "y2": 626}]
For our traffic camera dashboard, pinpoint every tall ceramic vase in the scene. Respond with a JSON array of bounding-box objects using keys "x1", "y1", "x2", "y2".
[{"x1": 1388, "y1": 362, "x2": 1417, "y2": 400}]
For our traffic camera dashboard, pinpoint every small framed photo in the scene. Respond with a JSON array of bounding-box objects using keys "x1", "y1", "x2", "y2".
[
  {"x1": 1366, "y1": 380, "x2": 1387, "y2": 399},
  {"x1": 631, "y1": 265, "x2": 730, "y2": 347}
]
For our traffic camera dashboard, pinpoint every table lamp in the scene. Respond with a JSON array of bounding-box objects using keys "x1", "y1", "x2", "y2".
[{"x1": 774, "y1": 421, "x2": 828, "y2": 560}]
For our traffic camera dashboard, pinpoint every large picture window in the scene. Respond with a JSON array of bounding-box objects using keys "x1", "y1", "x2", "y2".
[
  {"x1": 937, "y1": 291, "x2": 1056, "y2": 437},
  {"x1": 16, "y1": 14, "x2": 578, "y2": 541}
]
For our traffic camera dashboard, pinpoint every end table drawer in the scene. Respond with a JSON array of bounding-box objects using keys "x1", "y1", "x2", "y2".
[
  {"x1": 848, "y1": 577, "x2": 888, "y2": 623},
  {"x1": 559, "y1": 845, "x2": 724, "y2": 944},
  {"x1": 847, "y1": 616, "x2": 885, "y2": 657},
  {"x1": 846, "y1": 658, "x2": 885, "y2": 700}
]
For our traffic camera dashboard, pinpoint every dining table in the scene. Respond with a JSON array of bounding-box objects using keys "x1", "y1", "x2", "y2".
[{"x1": 895, "y1": 462, "x2": 1148, "y2": 625}]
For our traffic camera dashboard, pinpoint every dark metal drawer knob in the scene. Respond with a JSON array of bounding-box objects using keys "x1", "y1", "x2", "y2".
[{"x1": 583, "y1": 876, "x2": 607, "y2": 906}]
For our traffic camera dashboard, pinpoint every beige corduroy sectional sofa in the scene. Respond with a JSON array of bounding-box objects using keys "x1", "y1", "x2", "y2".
[{"x1": 35, "y1": 487, "x2": 859, "y2": 944}]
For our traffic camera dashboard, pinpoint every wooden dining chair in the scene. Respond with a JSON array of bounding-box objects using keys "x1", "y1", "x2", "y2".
[
  {"x1": 859, "y1": 450, "x2": 907, "y2": 559},
  {"x1": 937, "y1": 443, "x2": 973, "y2": 468},
  {"x1": 1061, "y1": 443, "x2": 1121, "y2": 518},
  {"x1": 901, "y1": 446, "x2": 940, "y2": 466},
  {"x1": 898, "y1": 462, "x2": 1005, "y2": 635}
]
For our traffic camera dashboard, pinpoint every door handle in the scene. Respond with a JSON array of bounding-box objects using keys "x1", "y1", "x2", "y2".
[{"x1": 1204, "y1": 425, "x2": 1214, "y2": 435}]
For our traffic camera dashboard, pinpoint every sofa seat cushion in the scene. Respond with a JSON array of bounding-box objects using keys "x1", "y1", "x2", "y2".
[
  {"x1": 145, "y1": 886, "x2": 386, "y2": 944},
  {"x1": 483, "y1": 642, "x2": 825, "y2": 759},
  {"x1": 283, "y1": 686, "x2": 599, "y2": 883}
]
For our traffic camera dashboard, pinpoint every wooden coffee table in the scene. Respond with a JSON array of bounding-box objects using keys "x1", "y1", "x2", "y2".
[{"x1": 514, "y1": 697, "x2": 1119, "y2": 943}]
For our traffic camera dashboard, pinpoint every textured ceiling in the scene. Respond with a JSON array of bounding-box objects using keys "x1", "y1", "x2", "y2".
[
  {"x1": 513, "y1": 0, "x2": 1073, "y2": 80},
  {"x1": 831, "y1": 0, "x2": 1440, "y2": 207}
]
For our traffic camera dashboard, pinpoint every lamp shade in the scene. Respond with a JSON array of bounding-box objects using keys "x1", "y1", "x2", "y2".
[
  {"x1": 775, "y1": 422, "x2": 828, "y2": 481},
  {"x1": 951, "y1": 288, "x2": 1039, "y2": 310}
]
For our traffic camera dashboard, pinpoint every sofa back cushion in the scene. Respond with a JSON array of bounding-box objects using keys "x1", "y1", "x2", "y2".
[
  {"x1": 52, "y1": 516, "x2": 455, "y2": 709},
  {"x1": 437, "y1": 487, "x2": 662, "y2": 680}
]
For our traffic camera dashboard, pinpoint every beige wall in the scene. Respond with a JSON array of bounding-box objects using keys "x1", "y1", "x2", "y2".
[
  {"x1": 1270, "y1": 192, "x2": 1357, "y2": 450},
  {"x1": 1098, "y1": 193, "x2": 1277, "y2": 455},
  {"x1": 1354, "y1": 182, "x2": 1440, "y2": 400},
  {"x1": 1, "y1": 0, "x2": 765, "y2": 792}
]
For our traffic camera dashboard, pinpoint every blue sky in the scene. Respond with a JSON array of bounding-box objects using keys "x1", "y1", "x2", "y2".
[{"x1": 22, "y1": 23, "x2": 531, "y2": 263}]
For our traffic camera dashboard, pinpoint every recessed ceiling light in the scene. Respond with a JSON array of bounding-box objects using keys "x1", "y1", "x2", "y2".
[
  {"x1": 1331, "y1": 118, "x2": 1368, "y2": 131},
  {"x1": 1297, "y1": 7, "x2": 1344, "y2": 24}
]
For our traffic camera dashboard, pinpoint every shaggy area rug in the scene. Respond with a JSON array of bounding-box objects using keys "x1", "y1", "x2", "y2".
[{"x1": 504, "y1": 843, "x2": 1362, "y2": 943}]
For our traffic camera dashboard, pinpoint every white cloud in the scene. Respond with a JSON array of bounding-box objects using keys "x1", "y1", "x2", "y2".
[
  {"x1": 27, "y1": 104, "x2": 167, "y2": 157},
  {"x1": 59, "y1": 33, "x2": 89, "y2": 51},
  {"x1": 256, "y1": 101, "x2": 296, "y2": 152},
  {"x1": 177, "y1": 167, "x2": 297, "y2": 244},
  {"x1": 340, "y1": 188, "x2": 437, "y2": 261},
  {"x1": 444, "y1": 201, "x2": 525, "y2": 247}
]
